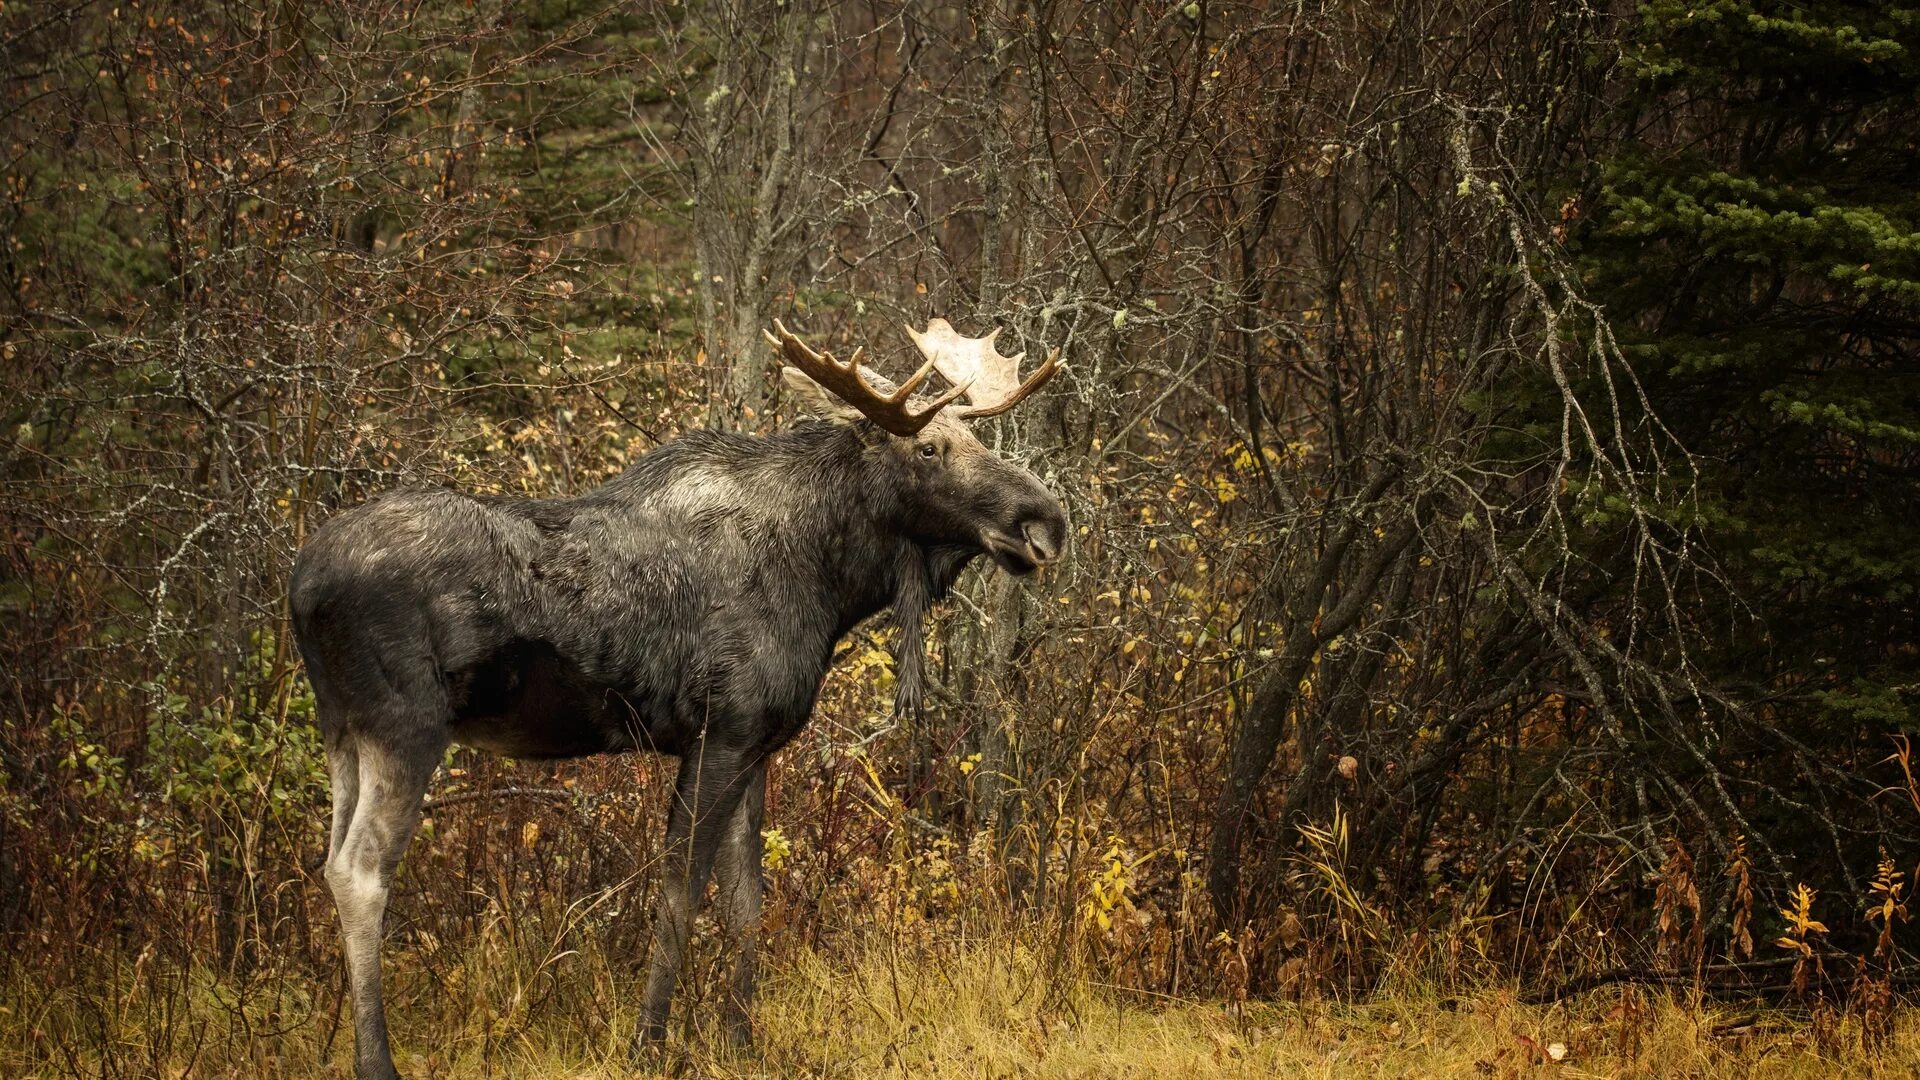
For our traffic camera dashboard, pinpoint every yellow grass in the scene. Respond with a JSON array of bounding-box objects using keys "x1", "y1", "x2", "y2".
[{"x1": 5, "y1": 934, "x2": 1917, "y2": 1078}]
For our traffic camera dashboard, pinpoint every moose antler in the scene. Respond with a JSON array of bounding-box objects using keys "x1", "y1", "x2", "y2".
[
  {"x1": 905, "y1": 318, "x2": 1061, "y2": 419},
  {"x1": 764, "y1": 319, "x2": 971, "y2": 436}
]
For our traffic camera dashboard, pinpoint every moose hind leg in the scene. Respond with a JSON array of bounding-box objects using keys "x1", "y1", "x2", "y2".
[
  {"x1": 325, "y1": 738, "x2": 441, "y2": 1080},
  {"x1": 325, "y1": 733, "x2": 361, "y2": 862},
  {"x1": 712, "y1": 761, "x2": 767, "y2": 1046}
]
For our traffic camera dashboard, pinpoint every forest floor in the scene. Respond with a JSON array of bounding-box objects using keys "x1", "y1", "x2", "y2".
[{"x1": 5, "y1": 936, "x2": 1919, "y2": 1079}]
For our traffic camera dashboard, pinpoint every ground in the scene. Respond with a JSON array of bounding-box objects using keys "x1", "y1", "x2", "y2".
[{"x1": 5, "y1": 937, "x2": 1917, "y2": 1078}]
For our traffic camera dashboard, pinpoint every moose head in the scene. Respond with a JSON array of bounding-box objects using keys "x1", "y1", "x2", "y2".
[{"x1": 766, "y1": 318, "x2": 1067, "y2": 576}]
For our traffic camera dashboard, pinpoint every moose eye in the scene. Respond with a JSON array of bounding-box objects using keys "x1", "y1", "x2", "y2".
[{"x1": 918, "y1": 443, "x2": 939, "y2": 460}]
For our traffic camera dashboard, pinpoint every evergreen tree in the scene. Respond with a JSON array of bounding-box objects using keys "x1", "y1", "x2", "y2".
[{"x1": 1574, "y1": 1, "x2": 1920, "y2": 891}]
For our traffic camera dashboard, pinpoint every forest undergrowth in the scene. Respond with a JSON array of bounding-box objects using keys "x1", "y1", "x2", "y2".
[
  {"x1": 6, "y1": 932, "x2": 1917, "y2": 1079},
  {"x1": 4, "y1": 826, "x2": 1914, "y2": 1079}
]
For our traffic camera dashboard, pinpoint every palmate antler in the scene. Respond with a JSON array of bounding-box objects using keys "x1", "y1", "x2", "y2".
[
  {"x1": 905, "y1": 318, "x2": 1061, "y2": 419},
  {"x1": 767, "y1": 317, "x2": 1059, "y2": 433}
]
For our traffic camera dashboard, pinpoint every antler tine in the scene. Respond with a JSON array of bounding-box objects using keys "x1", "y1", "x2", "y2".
[
  {"x1": 871, "y1": 356, "x2": 974, "y2": 413},
  {"x1": 912, "y1": 373, "x2": 973, "y2": 415},
  {"x1": 891, "y1": 357, "x2": 936, "y2": 399},
  {"x1": 959, "y1": 347, "x2": 1061, "y2": 419},
  {"x1": 767, "y1": 320, "x2": 964, "y2": 436}
]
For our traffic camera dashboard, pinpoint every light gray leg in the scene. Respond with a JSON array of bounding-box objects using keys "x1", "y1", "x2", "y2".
[
  {"x1": 713, "y1": 761, "x2": 766, "y2": 1046},
  {"x1": 324, "y1": 740, "x2": 440, "y2": 1080},
  {"x1": 635, "y1": 748, "x2": 756, "y2": 1049}
]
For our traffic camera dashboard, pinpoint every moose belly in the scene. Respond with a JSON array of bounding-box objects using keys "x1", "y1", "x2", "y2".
[{"x1": 447, "y1": 638, "x2": 636, "y2": 758}]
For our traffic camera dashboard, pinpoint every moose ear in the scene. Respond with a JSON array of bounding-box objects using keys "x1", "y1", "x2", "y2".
[{"x1": 781, "y1": 366, "x2": 866, "y2": 424}]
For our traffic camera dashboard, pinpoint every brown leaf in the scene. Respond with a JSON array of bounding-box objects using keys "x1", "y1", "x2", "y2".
[{"x1": 1279, "y1": 910, "x2": 1304, "y2": 950}]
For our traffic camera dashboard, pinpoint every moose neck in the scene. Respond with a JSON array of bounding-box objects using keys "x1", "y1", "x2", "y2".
[
  {"x1": 712, "y1": 421, "x2": 961, "y2": 717},
  {"x1": 786, "y1": 422, "x2": 928, "y2": 638},
  {"x1": 629, "y1": 421, "x2": 928, "y2": 640},
  {"x1": 584, "y1": 420, "x2": 952, "y2": 655}
]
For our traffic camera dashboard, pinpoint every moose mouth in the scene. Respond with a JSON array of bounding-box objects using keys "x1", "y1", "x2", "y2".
[{"x1": 980, "y1": 530, "x2": 1051, "y2": 576}]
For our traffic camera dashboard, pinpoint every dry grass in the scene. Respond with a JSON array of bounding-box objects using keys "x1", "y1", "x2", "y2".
[{"x1": 5, "y1": 931, "x2": 1917, "y2": 1079}]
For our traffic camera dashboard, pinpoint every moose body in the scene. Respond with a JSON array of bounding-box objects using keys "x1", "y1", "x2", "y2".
[{"x1": 291, "y1": 322, "x2": 1065, "y2": 1080}]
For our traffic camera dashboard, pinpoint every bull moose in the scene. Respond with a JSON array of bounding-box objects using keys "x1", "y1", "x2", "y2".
[{"x1": 289, "y1": 319, "x2": 1066, "y2": 1079}]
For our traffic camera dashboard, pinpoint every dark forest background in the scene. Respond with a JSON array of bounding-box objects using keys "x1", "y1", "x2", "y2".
[{"x1": 3, "y1": 0, "x2": 1918, "y2": 1069}]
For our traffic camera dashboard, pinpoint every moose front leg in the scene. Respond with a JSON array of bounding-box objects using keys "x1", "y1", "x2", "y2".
[
  {"x1": 636, "y1": 746, "x2": 757, "y2": 1048},
  {"x1": 713, "y1": 760, "x2": 767, "y2": 1046}
]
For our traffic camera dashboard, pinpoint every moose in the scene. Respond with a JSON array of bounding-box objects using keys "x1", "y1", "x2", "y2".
[{"x1": 289, "y1": 319, "x2": 1067, "y2": 1079}]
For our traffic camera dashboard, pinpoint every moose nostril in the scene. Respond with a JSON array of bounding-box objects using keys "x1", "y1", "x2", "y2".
[{"x1": 1023, "y1": 518, "x2": 1061, "y2": 562}]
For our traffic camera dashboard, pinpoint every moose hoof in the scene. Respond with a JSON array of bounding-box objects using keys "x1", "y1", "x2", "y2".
[
  {"x1": 722, "y1": 1010, "x2": 755, "y2": 1051},
  {"x1": 629, "y1": 1023, "x2": 669, "y2": 1062},
  {"x1": 631, "y1": 1030, "x2": 696, "y2": 1075}
]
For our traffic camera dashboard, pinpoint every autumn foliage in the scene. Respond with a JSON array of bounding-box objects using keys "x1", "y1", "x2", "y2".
[{"x1": 3, "y1": 0, "x2": 1918, "y2": 1073}]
